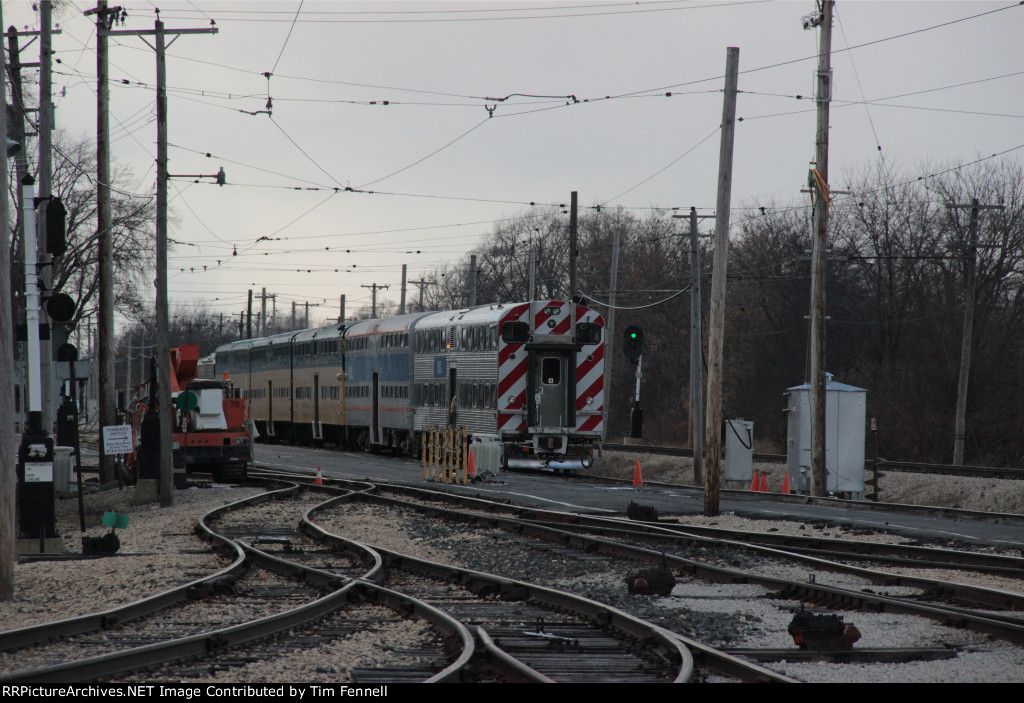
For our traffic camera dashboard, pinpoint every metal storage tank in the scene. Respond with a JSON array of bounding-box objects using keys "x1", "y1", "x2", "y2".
[{"x1": 784, "y1": 376, "x2": 866, "y2": 496}]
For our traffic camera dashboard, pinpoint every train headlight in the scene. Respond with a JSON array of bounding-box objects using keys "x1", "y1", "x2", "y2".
[
  {"x1": 585, "y1": 396, "x2": 594, "y2": 405},
  {"x1": 507, "y1": 395, "x2": 516, "y2": 404},
  {"x1": 546, "y1": 319, "x2": 556, "y2": 328}
]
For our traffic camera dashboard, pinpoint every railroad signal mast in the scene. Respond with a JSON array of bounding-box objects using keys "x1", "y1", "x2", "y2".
[{"x1": 623, "y1": 327, "x2": 644, "y2": 440}]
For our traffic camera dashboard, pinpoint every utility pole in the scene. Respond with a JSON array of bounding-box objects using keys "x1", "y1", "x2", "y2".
[
  {"x1": 528, "y1": 245, "x2": 537, "y2": 302},
  {"x1": 569, "y1": 191, "x2": 578, "y2": 333},
  {"x1": 1, "y1": 0, "x2": 16, "y2": 601},
  {"x1": 603, "y1": 227, "x2": 620, "y2": 444},
  {"x1": 88, "y1": 2, "x2": 120, "y2": 485},
  {"x1": 468, "y1": 255, "x2": 477, "y2": 307},
  {"x1": 947, "y1": 198, "x2": 1003, "y2": 465},
  {"x1": 675, "y1": 207, "x2": 713, "y2": 486},
  {"x1": 410, "y1": 278, "x2": 433, "y2": 312},
  {"x1": 399, "y1": 265, "x2": 407, "y2": 314},
  {"x1": 703, "y1": 47, "x2": 739, "y2": 517},
  {"x1": 807, "y1": 0, "x2": 833, "y2": 497},
  {"x1": 362, "y1": 284, "x2": 389, "y2": 318},
  {"x1": 339, "y1": 294, "x2": 346, "y2": 324},
  {"x1": 291, "y1": 301, "x2": 296, "y2": 331},
  {"x1": 258, "y1": 287, "x2": 269, "y2": 336},
  {"x1": 104, "y1": 14, "x2": 218, "y2": 506},
  {"x1": 246, "y1": 290, "x2": 253, "y2": 338}
]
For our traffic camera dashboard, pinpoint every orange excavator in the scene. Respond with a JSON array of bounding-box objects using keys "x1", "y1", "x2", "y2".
[{"x1": 128, "y1": 344, "x2": 252, "y2": 484}]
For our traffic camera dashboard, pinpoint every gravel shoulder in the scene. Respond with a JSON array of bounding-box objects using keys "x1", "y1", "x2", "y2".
[{"x1": 586, "y1": 450, "x2": 1024, "y2": 515}]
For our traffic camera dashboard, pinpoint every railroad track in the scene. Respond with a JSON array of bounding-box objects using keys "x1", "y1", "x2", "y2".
[
  {"x1": 1, "y1": 479, "x2": 710, "y2": 683},
  {"x1": 279, "y1": 472, "x2": 1024, "y2": 649},
  {"x1": 0, "y1": 481, "x2": 469, "y2": 683},
  {"x1": 603, "y1": 442, "x2": 1024, "y2": 481}
]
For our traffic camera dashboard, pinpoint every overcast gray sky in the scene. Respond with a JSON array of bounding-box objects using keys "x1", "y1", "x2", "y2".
[{"x1": 7, "y1": 0, "x2": 1024, "y2": 331}]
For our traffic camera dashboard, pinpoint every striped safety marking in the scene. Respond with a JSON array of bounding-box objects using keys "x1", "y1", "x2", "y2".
[{"x1": 496, "y1": 302, "x2": 604, "y2": 436}]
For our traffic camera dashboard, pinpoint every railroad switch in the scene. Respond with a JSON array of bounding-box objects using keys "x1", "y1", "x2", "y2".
[
  {"x1": 523, "y1": 618, "x2": 580, "y2": 649},
  {"x1": 254, "y1": 535, "x2": 302, "y2": 553},
  {"x1": 788, "y1": 607, "x2": 862, "y2": 650}
]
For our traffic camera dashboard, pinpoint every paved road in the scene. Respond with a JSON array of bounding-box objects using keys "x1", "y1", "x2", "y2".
[{"x1": 254, "y1": 445, "x2": 1024, "y2": 550}]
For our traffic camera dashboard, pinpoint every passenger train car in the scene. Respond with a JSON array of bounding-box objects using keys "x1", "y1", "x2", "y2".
[{"x1": 214, "y1": 300, "x2": 605, "y2": 470}]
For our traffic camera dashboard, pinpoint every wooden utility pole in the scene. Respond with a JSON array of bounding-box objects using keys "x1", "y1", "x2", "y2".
[
  {"x1": 703, "y1": 47, "x2": 739, "y2": 517},
  {"x1": 947, "y1": 198, "x2": 1003, "y2": 465},
  {"x1": 0, "y1": 1, "x2": 16, "y2": 601},
  {"x1": 257, "y1": 287, "x2": 271, "y2": 335},
  {"x1": 808, "y1": 0, "x2": 833, "y2": 496},
  {"x1": 468, "y1": 255, "x2": 477, "y2": 307},
  {"x1": 246, "y1": 289, "x2": 253, "y2": 338},
  {"x1": 410, "y1": 279, "x2": 433, "y2": 312},
  {"x1": 104, "y1": 15, "x2": 218, "y2": 506},
  {"x1": 339, "y1": 294, "x2": 346, "y2": 324},
  {"x1": 399, "y1": 265, "x2": 407, "y2": 314},
  {"x1": 689, "y1": 208, "x2": 714, "y2": 486},
  {"x1": 89, "y1": 1, "x2": 119, "y2": 484},
  {"x1": 362, "y1": 283, "x2": 389, "y2": 318},
  {"x1": 603, "y1": 227, "x2": 621, "y2": 444},
  {"x1": 569, "y1": 191, "x2": 578, "y2": 296}
]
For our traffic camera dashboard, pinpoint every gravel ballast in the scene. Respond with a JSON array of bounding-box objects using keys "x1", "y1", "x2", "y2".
[{"x1": 3, "y1": 455, "x2": 1023, "y2": 683}]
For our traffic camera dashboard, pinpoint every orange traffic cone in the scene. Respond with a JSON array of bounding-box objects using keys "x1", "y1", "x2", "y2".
[
  {"x1": 759, "y1": 473, "x2": 768, "y2": 492},
  {"x1": 467, "y1": 450, "x2": 477, "y2": 482},
  {"x1": 633, "y1": 460, "x2": 643, "y2": 487},
  {"x1": 782, "y1": 473, "x2": 791, "y2": 495},
  {"x1": 750, "y1": 470, "x2": 760, "y2": 491},
  {"x1": 314, "y1": 466, "x2": 323, "y2": 486}
]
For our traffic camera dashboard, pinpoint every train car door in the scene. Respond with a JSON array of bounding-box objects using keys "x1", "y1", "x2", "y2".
[
  {"x1": 448, "y1": 369, "x2": 457, "y2": 426},
  {"x1": 267, "y1": 380, "x2": 275, "y2": 437},
  {"x1": 372, "y1": 372, "x2": 380, "y2": 444},
  {"x1": 313, "y1": 372, "x2": 322, "y2": 440},
  {"x1": 532, "y1": 351, "x2": 570, "y2": 428}
]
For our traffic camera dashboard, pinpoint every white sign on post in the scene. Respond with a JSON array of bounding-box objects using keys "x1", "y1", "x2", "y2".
[{"x1": 103, "y1": 425, "x2": 134, "y2": 455}]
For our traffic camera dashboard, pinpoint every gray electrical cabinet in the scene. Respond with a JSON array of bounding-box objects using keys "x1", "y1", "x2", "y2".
[
  {"x1": 784, "y1": 377, "x2": 866, "y2": 496},
  {"x1": 724, "y1": 419, "x2": 754, "y2": 482}
]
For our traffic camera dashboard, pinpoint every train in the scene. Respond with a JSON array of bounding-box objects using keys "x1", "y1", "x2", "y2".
[{"x1": 214, "y1": 299, "x2": 605, "y2": 472}]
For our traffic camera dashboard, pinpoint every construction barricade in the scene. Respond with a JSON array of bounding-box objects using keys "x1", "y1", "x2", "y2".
[{"x1": 421, "y1": 426, "x2": 469, "y2": 484}]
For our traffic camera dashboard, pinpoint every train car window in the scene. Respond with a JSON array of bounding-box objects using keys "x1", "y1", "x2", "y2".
[
  {"x1": 542, "y1": 357, "x2": 562, "y2": 385},
  {"x1": 501, "y1": 321, "x2": 529, "y2": 343},
  {"x1": 576, "y1": 322, "x2": 602, "y2": 345}
]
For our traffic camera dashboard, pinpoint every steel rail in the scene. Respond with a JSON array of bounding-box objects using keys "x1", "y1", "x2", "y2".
[
  {"x1": 602, "y1": 442, "x2": 1024, "y2": 480},
  {"x1": 0, "y1": 482, "x2": 284, "y2": 653},
  {"x1": 309, "y1": 490, "x2": 788, "y2": 683},
  {"x1": 2, "y1": 483, "x2": 471, "y2": 684},
  {"x1": 369, "y1": 535, "x2": 696, "y2": 683},
  {"x1": 475, "y1": 626, "x2": 556, "y2": 683},
  {"x1": 349, "y1": 480, "x2": 1024, "y2": 609},
  {"x1": 335, "y1": 485, "x2": 1024, "y2": 646}
]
